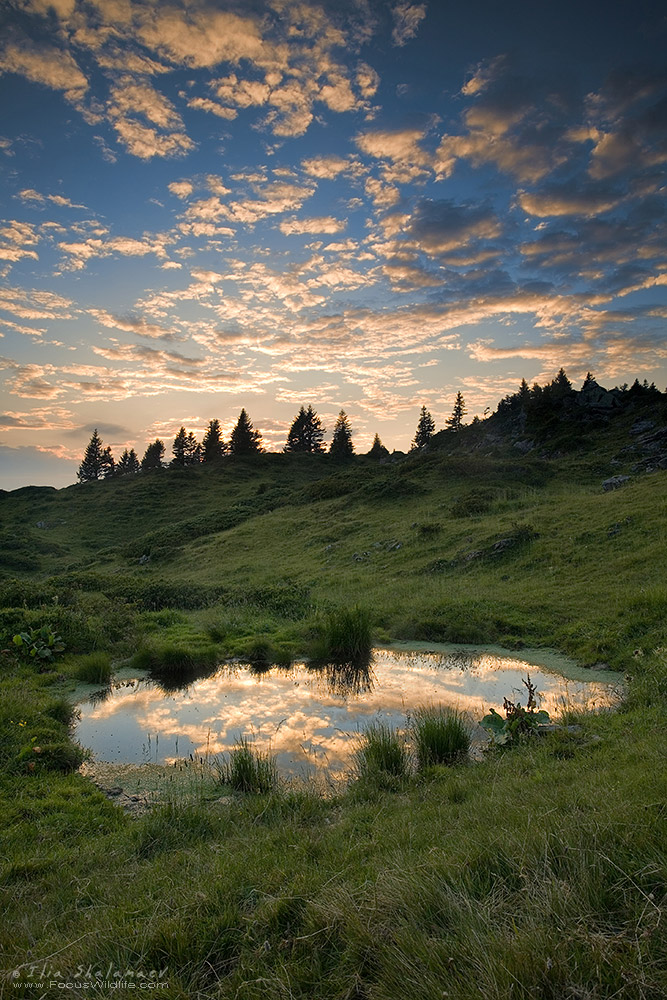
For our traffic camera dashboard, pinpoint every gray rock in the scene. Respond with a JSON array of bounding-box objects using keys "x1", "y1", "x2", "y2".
[
  {"x1": 138, "y1": 553, "x2": 150, "y2": 564},
  {"x1": 630, "y1": 419, "x2": 655, "y2": 435},
  {"x1": 602, "y1": 475, "x2": 630, "y2": 491}
]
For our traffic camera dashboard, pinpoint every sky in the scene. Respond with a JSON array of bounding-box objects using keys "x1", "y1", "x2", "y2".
[{"x1": 1, "y1": 0, "x2": 666, "y2": 489}]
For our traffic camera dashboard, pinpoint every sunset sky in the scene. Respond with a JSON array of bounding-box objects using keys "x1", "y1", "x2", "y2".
[{"x1": 1, "y1": 0, "x2": 666, "y2": 488}]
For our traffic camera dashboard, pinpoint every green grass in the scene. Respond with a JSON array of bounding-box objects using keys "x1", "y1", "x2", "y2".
[
  {"x1": 411, "y1": 704, "x2": 472, "y2": 768},
  {"x1": 68, "y1": 651, "x2": 112, "y2": 685},
  {"x1": 352, "y1": 721, "x2": 409, "y2": 782},
  {"x1": 216, "y1": 737, "x2": 278, "y2": 793},
  {"x1": 316, "y1": 605, "x2": 373, "y2": 663},
  {"x1": 0, "y1": 422, "x2": 666, "y2": 997}
]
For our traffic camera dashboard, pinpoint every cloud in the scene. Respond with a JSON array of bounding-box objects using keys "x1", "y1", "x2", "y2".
[
  {"x1": 356, "y1": 125, "x2": 434, "y2": 182},
  {"x1": 186, "y1": 96, "x2": 238, "y2": 119},
  {"x1": 107, "y1": 80, "x2": 195, "y2": 158},
  {"x1": 58, "y1": 232, "x2": 172, "y2": 270},
  {"x1": 0, "y1": 286, "x2": 72, "y2": 321},
  {"x1": 89, "y1": 308, "x2": 177, "y2": 341},
  {"x1": 517, "y1": 180, "x2": 625, "y2": 218},
  {"x1": 168, "y1": 180, "x2": 194, "y2": 199},
  {"x1": 279, "y1": 216, "x2": 347, "y2": 235},
  {"x1": 301, "y1": 154, "x2": 353, "y2": 179},
  {"x1": 17, "y1": 188, "x2": 87, "y2": 209},
  {"x1": 391, "y1": 3, "x2": 427, "y2": 47},
  {"x1": 405, "y1": 199, "x2": 502, "y2": 255},
  {"x1": 0, "y1": 221, "x2": 40, "y2": 264},
  {"x1": 0, "y1": 41, "x2": 87, "y2": 101}
]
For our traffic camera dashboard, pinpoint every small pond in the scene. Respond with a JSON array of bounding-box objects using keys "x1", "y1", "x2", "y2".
[{"x1": 75, "y1": 644, "x2": 622, "y2": 779}]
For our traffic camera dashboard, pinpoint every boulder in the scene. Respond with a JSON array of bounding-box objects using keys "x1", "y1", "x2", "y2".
[{"x1": 602, "y1": 475, "x2": 630, "y2": 491}]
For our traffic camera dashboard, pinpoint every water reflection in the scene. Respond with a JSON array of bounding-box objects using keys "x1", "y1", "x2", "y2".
[{"x1": 75, "y1": 647, "x2": 621, "y2": 777}]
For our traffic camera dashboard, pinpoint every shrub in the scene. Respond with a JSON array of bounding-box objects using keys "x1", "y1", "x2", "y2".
[
  {"x1": 318, "y1": 606, "x2": 372, "y2": 663},
  {"x1": 352, "y1": 722, "x2": 409, "y2": 781},
  {"x1": 411, "y1": 704, "x2": 472, "y2": 768},
  {"x1": 216, "y1": 737, "x2": 277, "y2": 793}
]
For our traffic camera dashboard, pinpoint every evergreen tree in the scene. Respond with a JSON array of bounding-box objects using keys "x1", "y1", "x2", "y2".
[
  {"x1": 117, "y1": 448, "x2": 140, "y2": 475},
  {"x1": 172, "y1": 427, "x2": 187, "y2": 467},
  {"x1": 551, "y1": 368, "x2": 574, "y2": 402},
  {"x1": 518, "y1": 378, "x2": 531, "y2": 403},
  {"x1": 329, "y1": 410, "x2": 354, "y2": 460},
  {"x1": 367, "y1": 433, "x2": 389, "y2": 460},
  {"x1": 77, "y1": 429, "x2": 104, "y2": 482},
  {"x1": 445, "y1": 392, "x2": 467, "y2": 432},
  {"x1": 284, "y1": 404, "x2": 325, "y2": 453},
  {"x1": 411, "y1": 406, "x2": 435, "y2": 450},
  {"x1": 141, "y1": 439, "x2": 165, "y2": 472},
  {"x1": 185, "y1": 431, "x2": 200, "y2": 465},
  {"x1": 201, "y1": 419, "x2": 226, "y2": 462},
  {"x1": 100, "y1": 445, "x2": 116, "y2": 479},
  {"x1": 230, "y1": 408, "x2": 263, "y2": 455}
]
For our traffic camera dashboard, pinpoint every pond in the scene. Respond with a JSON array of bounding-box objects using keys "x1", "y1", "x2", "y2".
[{"x1": 74, "y1": 644, "x2": 622, "y2": 779}]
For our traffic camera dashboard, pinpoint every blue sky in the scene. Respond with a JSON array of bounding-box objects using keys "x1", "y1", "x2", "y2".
[{"x1": 1, "y1": 0, "x2": 666, "y2": 488}]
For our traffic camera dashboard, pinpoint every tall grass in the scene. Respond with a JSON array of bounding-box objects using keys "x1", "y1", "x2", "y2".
[
  {"x1": 411, "y1": 704, "x2": 472, "y2": 768},
  {"x1": 72, "y1": 651, "x2": 112, "y2": 685},
  {"x1": 216, "y1": 737, "x2": 277, "y2": 793},
  {"x1": 352, "y1": 721, "x2": 409, "y2": 781},
  {"x1": 318, "y1": 605, "x2": 372, "y2": 663}
]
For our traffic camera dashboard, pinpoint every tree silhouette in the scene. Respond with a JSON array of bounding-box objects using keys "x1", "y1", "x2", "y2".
[
  {"x1": 141, "y1": 439, "x2": 165, "y2": 471},
  {"x1": 201, "y1": 419, "x2": 227, "y2": 462},
  {"x1": 185, "y1": 431, "x2": 200, "y2": 465},
  {"x1": 172, "y1": 426, "x2": 188, "y2": 467},
  {"x1": 77, "y1": 429, "x2": 104, "y2": 482},
  {"x1": 117, "y1": 448, "x2": 140, "y2": 475},
  {"x1": 412, "y1": 406, "x2": 435, "y2": 450},
  {"x1": 230, "y1": 408, "x2": 263, "y2": 455},
  {"x1": 284, "y1": 405, "x2": 325, "y2": 453},
  {"x1": 330, "y1": 410, "x2": 354, "y2": 459},
  {"x1": 367, "y1": 433, "x2": 389, "y2": 459},
  {"x1": 445, "y1": 392, "x2": 467, "y2": 432},
  {"x1": 100, "y1": 445, "x2": 116, "y2": 478}
]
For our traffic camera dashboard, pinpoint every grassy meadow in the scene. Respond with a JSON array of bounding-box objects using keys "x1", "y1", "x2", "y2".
[{"x1": 0, "y1": 406, "x2": 666, "y2": 998}]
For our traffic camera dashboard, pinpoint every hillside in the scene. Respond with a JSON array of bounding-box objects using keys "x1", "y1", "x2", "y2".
[{"x1": 1, "y1": 395, "x2": 666, "y2": 999}]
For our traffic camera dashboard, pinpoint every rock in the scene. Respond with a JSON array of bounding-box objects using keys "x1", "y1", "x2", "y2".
[
  {"x1": 602, "y1": 475, "x2": 630, "y2": 491},
  {"x1": 513, "y1": 439, "x2": 534, "y2": 454},
  {"x1": 138, "y1": 554, "x2": 150, "y2": 564},
  {"x1": 492, "y1": 537, "x2": 515, "y2": 552},
  {"x1": 35, "y1": 521, "x2": 47, "y2": 529},
  {"x1": 630, "y1": 419, "x2": 655, "y2": 435}
]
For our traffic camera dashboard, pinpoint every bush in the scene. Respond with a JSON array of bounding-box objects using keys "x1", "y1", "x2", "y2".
[
  {"x1": 411, "y1": 705, "x2": 472, "y2": 768},
  {"x1": 17, "y1": 739, "x2": 85, "y2": 774},
  {"x1": 216, "y1": 737, "x2": 277, "y2": 793},
  {"x1": 352, "y1": 722, "x2": 409, "y2": 781}
]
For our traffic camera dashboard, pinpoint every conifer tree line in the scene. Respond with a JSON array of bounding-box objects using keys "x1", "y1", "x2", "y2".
[
  {"x1": 77, "y1": 406, "x2": 367, "y2": 482},
  {"x1": 77, "y1": 370, "x2": 662, "y2": 483}
]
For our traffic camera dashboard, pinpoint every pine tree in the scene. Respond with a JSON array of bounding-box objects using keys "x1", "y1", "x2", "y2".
[
  {"x1": 141, "y1": 439, "x2": 165, "y2": 472},
  {"x1": 551, "y1": 368, "x2": 574, "y2": 401},
  {"x1": 117, "y1": 448, "x2": 140, "y2": 475},
  {"x1": 230, "y1": 409, "x2": 263, "y2": 455},
  {"x1": 100, "y1": 445, "x2": 116, "y2": 478},
  {"x1": 284, "y1": 405, "x2": 325, "y2": 453},
  {"x1": 367, "y1": 433, "x2": 389, "y2": 459},
  {"x1": 77, "y1": 429, "x2": 104, "y2": 482},
  {"x1": 329, "y1": 410, "x2": 354, "y2": 460},
  {"x1": 411, "y1": 406, "x2": 435, "y2": 450},
  {"x1": 185, "y1": 431, "x2": 200, "y2": 465},
  {"x1": 445, "y1": 392, "x2": 467, "y2": 432},
  {"x1": 201, "y1": 419, "x2": 226, "y2": 462},
  {"x1": 172, "y1": 427, "x2": 187, "y2": 467}
]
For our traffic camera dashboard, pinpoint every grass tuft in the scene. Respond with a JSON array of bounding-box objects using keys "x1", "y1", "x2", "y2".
[
  {"x1": 318, "y1": 605, "x2": 373, "y2": 663},
  {"x1": 352, "y1": 721, "x2": 409, "y2": 782},
  {"x1": 72, "y1": 651, "x2": 112, "y2": 685},
  {"x1": 411, "y1": 704, "x2": 472, "y2": 768},
  {"x1": 216, "y1": 737, "x2": 278, "y2": 793}
]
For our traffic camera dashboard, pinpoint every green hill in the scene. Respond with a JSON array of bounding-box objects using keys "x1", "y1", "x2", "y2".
[{"x1": 1, "y1": 397, "x2": 666, "y2": 999}]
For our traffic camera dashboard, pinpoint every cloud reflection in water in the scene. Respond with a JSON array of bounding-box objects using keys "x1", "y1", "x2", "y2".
[{"x1": 76, "y1": 649, "x2": 620, "y2": 776}]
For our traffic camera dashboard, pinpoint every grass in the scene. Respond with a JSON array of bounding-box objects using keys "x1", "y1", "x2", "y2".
[
  {"x1": 317, "y1": 605, "x2": 373, "y2": 663},
  {"x1": 352, "y1": 721, "x2": 409, "y2": 782},
  {"x1": 69, "y1": 651, "x2": 112, "y2": 685},
  {"x1": 0, "y1": 419, "x2": 666, "y2": 996},
  {"x1": 215, "y1": 737, "x2": 278, "y2": 793},
  {"x1": 411, "y1": 704, "x2": 472, "y2": 767}
]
